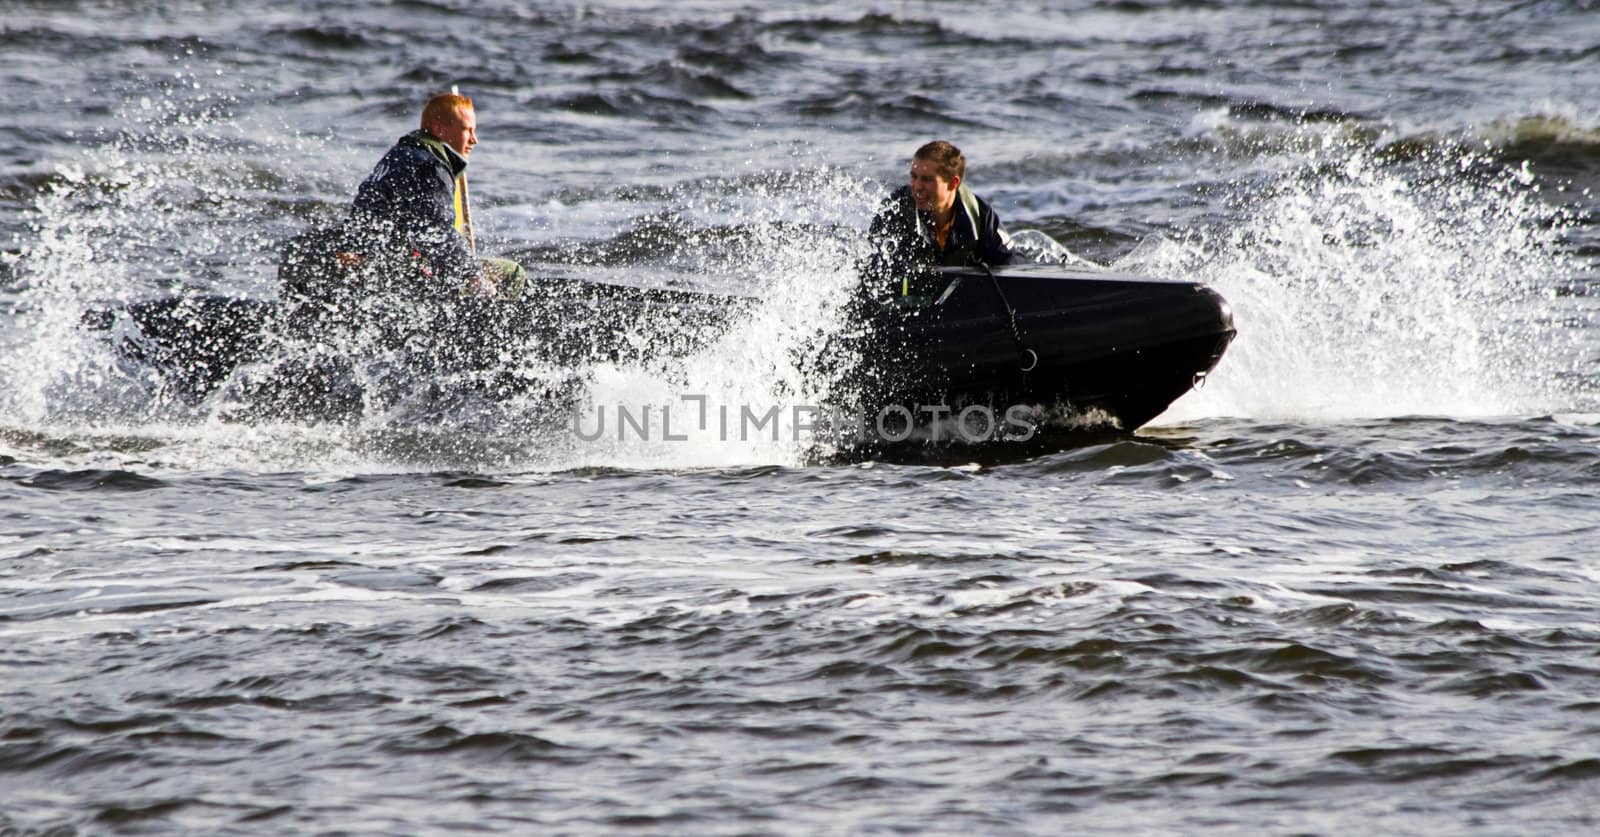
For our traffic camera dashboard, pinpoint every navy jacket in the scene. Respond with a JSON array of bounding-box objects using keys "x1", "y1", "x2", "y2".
[
  {"x1": 864, "y1": 183, "x2": 1013, "y2": 296},
  {"x1": 349, "y1": 129, "x2": 476, "y2": 289}
]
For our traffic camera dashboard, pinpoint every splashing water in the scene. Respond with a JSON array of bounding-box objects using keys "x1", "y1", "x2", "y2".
[
  {"x1": 551, "y1": 168, "x2": 882, "y2": 470},
  {"x1": 1137, "y1": 131, "x2": 1590, "y2": 423},
  {"x1": 1, "y1": 71, "x2": 297, "y2": 430}
]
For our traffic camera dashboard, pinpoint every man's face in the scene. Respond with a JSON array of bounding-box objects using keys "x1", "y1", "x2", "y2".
[
  {"x1": 909, "y1": 157, "x2": 959, "y2": 216},
  {"x1": 430, "y1": 106, "x2": 478, "y2": 157}
]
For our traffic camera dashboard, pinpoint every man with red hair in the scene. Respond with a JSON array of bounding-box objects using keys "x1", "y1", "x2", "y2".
[{"x1": 348, "y1": 91, "x2": 521, "y2": 299}]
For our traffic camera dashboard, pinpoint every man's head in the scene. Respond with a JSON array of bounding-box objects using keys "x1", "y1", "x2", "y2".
[
  {"x1": 421, "y1": 92, "x2": 477, "y2": 157},
  {"x1": 909, "y1": 140, "x2": 965, "y2": 217}
]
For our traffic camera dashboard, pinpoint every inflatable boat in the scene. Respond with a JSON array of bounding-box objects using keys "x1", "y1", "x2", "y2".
[{"x1": 83, "y1": 248, "x2": 1234, "y2": 440}]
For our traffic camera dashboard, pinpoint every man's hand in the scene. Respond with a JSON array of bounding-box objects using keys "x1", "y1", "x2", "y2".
[{"x1": 465, "y1": 269, "x2": 500, "y2": 298}]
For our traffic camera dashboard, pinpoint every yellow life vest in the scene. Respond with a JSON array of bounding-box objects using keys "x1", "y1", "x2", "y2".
[{"x1": 413, "y1": 133, "x2": 467, "y2": 234}]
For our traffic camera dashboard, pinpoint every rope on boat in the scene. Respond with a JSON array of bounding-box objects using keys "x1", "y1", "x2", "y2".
[{"x1": 979, "y1": 261, "x2": 1038, "y2": 372}]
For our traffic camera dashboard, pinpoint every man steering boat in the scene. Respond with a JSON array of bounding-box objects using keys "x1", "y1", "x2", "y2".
[{"x1": 345, "y1": 91, "x2": 524, "y2": 300}]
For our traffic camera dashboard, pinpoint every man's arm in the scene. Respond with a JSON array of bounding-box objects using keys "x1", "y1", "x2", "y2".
[
  {"x1": 400, "y1": 164, "x2": 479, "y2": 289},
  {"x1": 975, "y1": 196, "x2": 1014, "y2": 267},
  {"x1": 863, "y1": 187, "x2": 948, "y2": 295},
  {"x1": 862, "y1": 192, "x2": 917, "y2": 296}
]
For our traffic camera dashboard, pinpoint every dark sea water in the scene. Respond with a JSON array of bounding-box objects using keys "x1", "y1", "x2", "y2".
[{"x1": 3, "y1": 1, "x2": 1600, "y2": 834}]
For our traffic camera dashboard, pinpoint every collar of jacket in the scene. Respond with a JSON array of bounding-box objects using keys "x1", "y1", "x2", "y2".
[
  {"x1": 408, "y1": 129, "x2": 468, "y2": 177},
  {"x1": 912, "y1": 183, "x2": 981, "y2": 244}
]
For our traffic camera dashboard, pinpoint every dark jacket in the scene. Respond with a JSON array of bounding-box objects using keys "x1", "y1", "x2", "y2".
[
  {"x1": 348, "y1": 129, "x2": 476, "y2": 291},
  {"x1": 864, "y1": 183, "x2": 1013, "y2": 296}
]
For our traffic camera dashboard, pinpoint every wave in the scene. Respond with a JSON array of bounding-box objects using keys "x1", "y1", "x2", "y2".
[{"x1": 1480, "y1": 114, "x2": 1600, "y2": 151}]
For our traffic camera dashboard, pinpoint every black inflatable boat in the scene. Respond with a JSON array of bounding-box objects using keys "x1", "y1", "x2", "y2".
[{"x1": 83, "y1": 255, "x2": 1234, "y2": 439}]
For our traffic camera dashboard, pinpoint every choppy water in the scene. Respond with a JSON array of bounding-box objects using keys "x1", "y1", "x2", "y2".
[{"x1": 3, "y1": 1, "x2": 1599, "y2": 833}]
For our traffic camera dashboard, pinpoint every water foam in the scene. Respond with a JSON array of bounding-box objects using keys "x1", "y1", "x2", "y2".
[
  {"x1": 1134, "y1": 130, "x2": 1591, "y2": 423},
  {"x1": 545, "y1": 167, "x2": 882, "y2": 470},
  {"x1": 0, "y1": 68, "x2": 405, "y2": 473},
  {"x1": 0, "y1": 68, "x2": 293, "y2": 425}
]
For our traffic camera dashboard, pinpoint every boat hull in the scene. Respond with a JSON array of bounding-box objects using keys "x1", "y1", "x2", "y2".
[{"x1": 844, "y1": 264, "x2": 1235, "y2": 436}]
